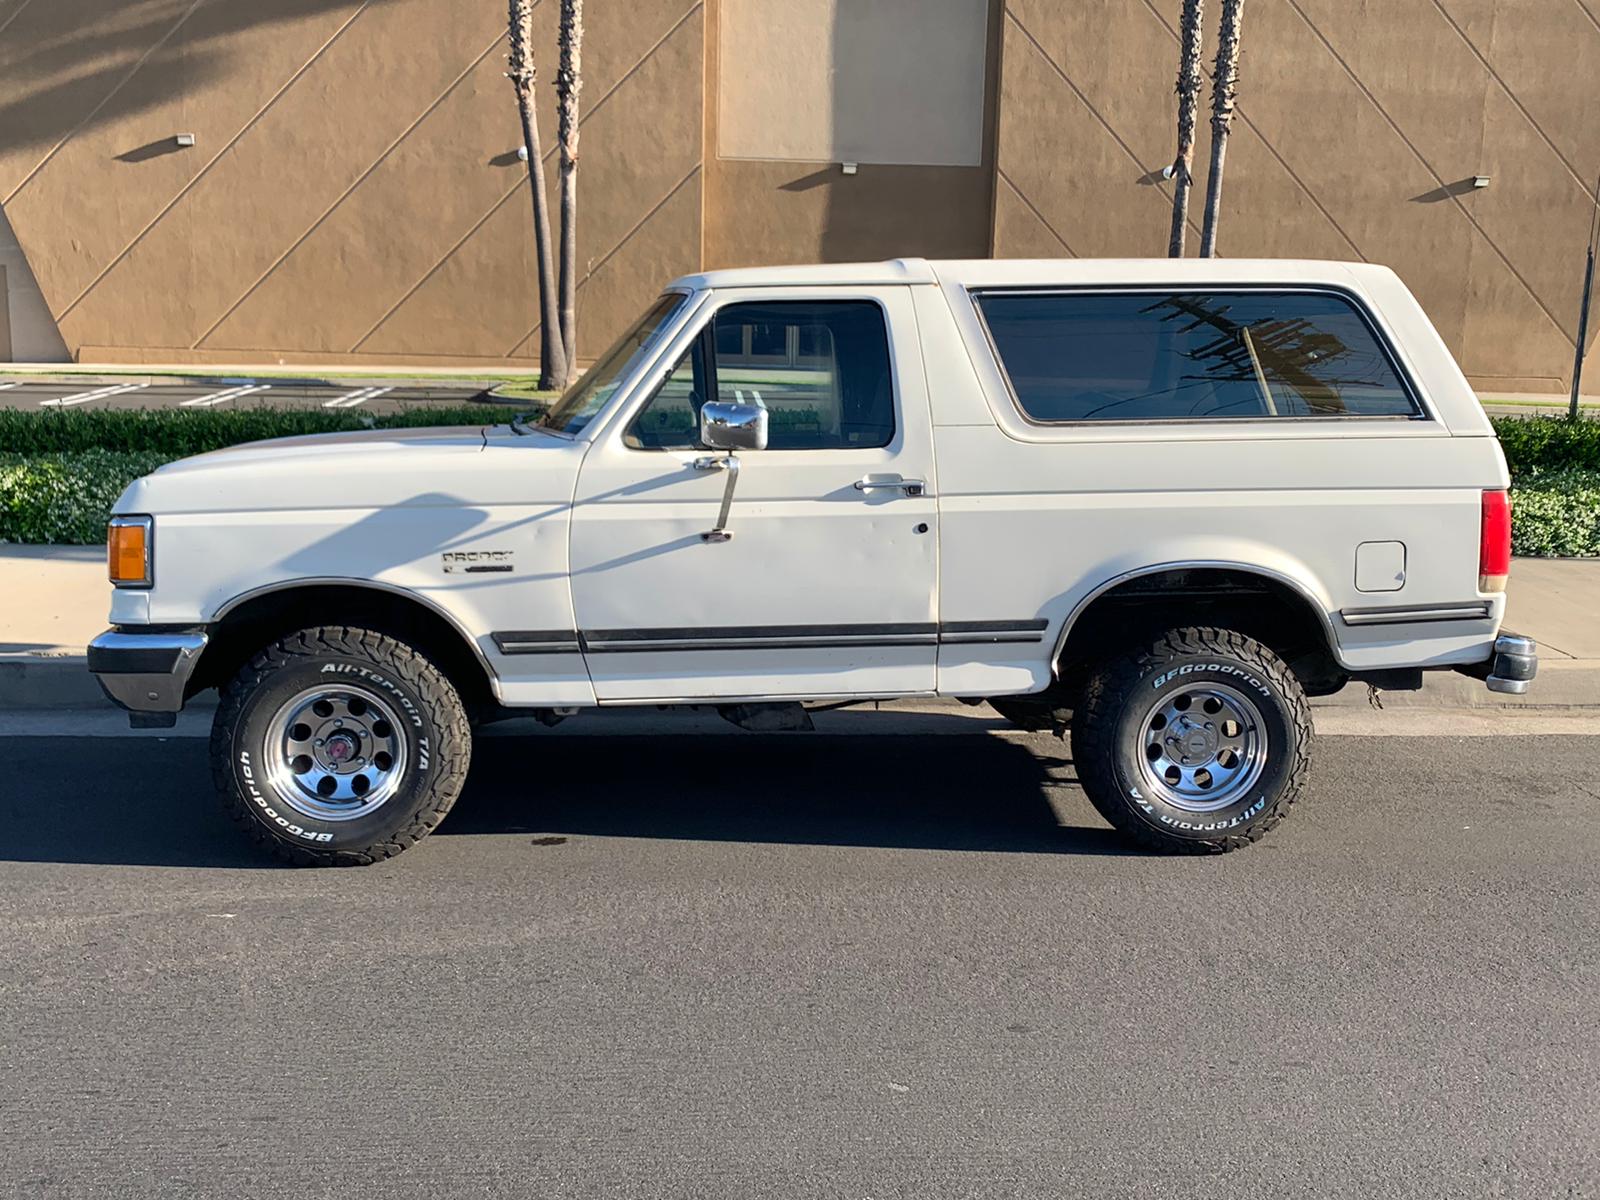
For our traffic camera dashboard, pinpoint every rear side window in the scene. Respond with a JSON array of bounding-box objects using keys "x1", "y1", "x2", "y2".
[{"x1": 973, "y1": 290, "x2": 1420, "y2": 422}]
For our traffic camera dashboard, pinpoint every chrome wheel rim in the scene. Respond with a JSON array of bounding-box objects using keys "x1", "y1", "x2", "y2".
[
  {"x1": 263, "y1": 685, "x2": 408, "y2": 821},
  {"x1": 1136, "y1": 682, "x2": 1268, "y2": 812}
]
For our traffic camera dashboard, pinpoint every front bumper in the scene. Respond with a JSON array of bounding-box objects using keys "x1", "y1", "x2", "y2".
[
  {"x1": 87, "y1": 629, "x2": 208, "y2": 719},
  {"x1": 1454, "y1": 632, "x2": 1539, "y2": 695}
]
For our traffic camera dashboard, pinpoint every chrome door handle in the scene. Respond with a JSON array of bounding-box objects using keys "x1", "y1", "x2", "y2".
[
  {"x1": 690, "y1": 453, "x2": 740, "y2": 542},
  {"x1": 854, "y1": 475, "x2": 925, "y2": 497}
]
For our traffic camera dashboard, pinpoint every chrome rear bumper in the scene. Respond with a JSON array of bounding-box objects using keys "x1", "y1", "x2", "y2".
[
  {"x1": 87, "y1": 629, "x2": 208, "y2": 719},
  {"x1": 1484, "y1": 633, "x2": 1538, "y2": 695}
]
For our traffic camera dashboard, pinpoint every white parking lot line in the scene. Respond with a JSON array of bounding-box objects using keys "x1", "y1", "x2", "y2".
[
  {"x1": 179, "y1": 383, "x2": 272, "y2": 408},
  {"x1": 40, "y1": 382, "x2": 149, "y2": 408},
  {"x1": 322, "y1": 385, "x2": 393, "y2": 408}
]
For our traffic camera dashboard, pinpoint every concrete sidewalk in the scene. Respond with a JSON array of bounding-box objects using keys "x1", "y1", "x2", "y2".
[{"x1": 0, "y1": 545, "x2": 1594, "y2": 709}]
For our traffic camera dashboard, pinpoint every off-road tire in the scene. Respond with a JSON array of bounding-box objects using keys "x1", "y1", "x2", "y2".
[
  {"x1": 1071, "y1": 626, "x2": 1312, "y2": 853},
  {"x1": 211, "y1": 626, "x2": 472, "y2": 866}
]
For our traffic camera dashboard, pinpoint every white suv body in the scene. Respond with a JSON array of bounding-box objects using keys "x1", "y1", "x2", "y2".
[{"x1": 91, "y1": 258, "x2": 1534, "y2": 862}]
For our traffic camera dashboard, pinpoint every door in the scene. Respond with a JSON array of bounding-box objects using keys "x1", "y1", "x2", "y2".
[{"x1": 568, "y1": 287, "x2": 939, "y2": 701}]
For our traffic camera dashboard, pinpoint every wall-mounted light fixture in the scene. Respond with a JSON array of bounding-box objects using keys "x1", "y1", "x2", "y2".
[
  {"x1": 1472, "y1": 175, "x2": 1491, "y2": 189},
  {"x1": 174, "y1": 133, "x2": 196, "y2": 147},
  {"x1": 517, "y1": 145, "x2": 530, "y2": 162},
  {"x1": 841, "y1": 161, "x2": 858, "y2": 175}
]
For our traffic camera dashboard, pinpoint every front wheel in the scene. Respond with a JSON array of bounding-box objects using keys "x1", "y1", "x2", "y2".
[
  {"x1": 1071, "y1": 626, "x2": 1311, "y2": 853},
  {"x1": 211, "y1": 626, "x2": 472, "y2": 866}
]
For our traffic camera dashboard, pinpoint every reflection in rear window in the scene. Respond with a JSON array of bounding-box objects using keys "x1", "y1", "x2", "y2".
[{"x1": 974, "y1": 291, "x2": 1419, "y2": 422}]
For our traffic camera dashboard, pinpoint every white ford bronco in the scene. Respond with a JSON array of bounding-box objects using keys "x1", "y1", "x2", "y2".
[{"x1": 90, "y1": 258, "x2": 1535, "y2": 864}]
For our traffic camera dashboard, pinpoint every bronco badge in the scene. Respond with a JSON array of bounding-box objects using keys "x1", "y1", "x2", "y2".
[{"x1": 441, "y1": 549, "x2": 514, "y2": 574}]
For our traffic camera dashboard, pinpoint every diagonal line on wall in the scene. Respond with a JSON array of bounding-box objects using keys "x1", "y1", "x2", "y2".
[
  {"x1": 1432, "y1": 0, "x2": 1596, "y2": 202},
  {"x1": 1571, "y1": 0, "x2": 1600, "y2": 35},
  {"x1": 997, "y1": 169, "x2": 1077, "y2": 255},
  {"x1": 1004, "y1": 10, "x2": 1201, "y2": 240},
  {"x1": 349, "y1": 177, "x2": 527, "y2": 353},
  {"x1": 504, "y1": 164, "x2": 701, "y2": 358},
  {"x1": 0, "y1": 0, "x2": 38, "y2": 42},
  {"x1": 4, "y1": 0, "x2": 207, "y2": 208},
  {"x1": 54, "y1": 0, "x2": 375, "y2": 322},
  {"x1": 1133, "y1": 0, "x2": 1368, "y2": 261},
  {"x1": 190, "y1": 23, "x2": 513, "y2": 349},
  {"x1": 350, "y1": 0, "x2": 705, "y2": 353},
  {"x1": 1283, "y1": 0, "x2": 1574, "y2": 343}
]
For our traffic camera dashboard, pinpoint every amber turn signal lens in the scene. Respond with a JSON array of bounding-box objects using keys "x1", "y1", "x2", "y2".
[{"x1": 108, "y1": 517, "x2": 151, "y2": 586}]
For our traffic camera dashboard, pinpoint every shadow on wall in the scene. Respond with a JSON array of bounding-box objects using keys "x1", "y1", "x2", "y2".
[
  {"x1": 0, "y1": 0, "x2": 403, "y2": 164},
  {"x1": 1410, "y1": 177, "x2": 1490, "y2": 204}
]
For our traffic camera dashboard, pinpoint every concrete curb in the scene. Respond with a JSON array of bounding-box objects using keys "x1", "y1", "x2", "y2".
[{"x1": 2, "y1": 653, "x2": 1594, "y2": 713}]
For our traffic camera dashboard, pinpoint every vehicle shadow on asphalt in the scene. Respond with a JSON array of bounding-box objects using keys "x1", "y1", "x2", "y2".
[
  {"x1": 1, "y1": 732, "x2": 1129, "y2": 868},
  {"x1": 446, "y1": 733, "x2": 1132, "y2": 856}
]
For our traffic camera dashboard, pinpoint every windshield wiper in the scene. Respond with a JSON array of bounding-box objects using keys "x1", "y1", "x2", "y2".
[{"x1": 509, "y1": 411, "x2": 538, "y2": 436}]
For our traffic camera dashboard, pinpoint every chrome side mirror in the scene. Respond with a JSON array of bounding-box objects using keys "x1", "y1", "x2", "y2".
[{"x1": 699, "y1": 401, "x2": 768, "y2": 452}]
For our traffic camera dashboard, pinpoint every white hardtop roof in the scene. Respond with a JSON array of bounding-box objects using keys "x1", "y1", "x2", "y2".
[{"x1": 668, "y1": 257, "x2": 1398, "y2": 293}]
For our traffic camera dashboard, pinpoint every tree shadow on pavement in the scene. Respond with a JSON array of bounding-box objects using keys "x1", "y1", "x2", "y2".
[{"x1": 1, "y1": 729, "x2": 1128, "y2": 868}]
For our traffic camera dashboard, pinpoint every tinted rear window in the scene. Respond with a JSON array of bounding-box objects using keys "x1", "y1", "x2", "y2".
[{"x1": 974, "y1": 291, "x2": 1419, "y2": 422}]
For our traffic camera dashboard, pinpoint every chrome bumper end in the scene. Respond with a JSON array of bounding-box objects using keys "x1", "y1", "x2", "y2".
[
  {"x1": 87, "y1": 629, "x2": 208, "y2": 718},
  {"x1": 1484, "y1": 633, "x2": 1537, "y2": 695}
]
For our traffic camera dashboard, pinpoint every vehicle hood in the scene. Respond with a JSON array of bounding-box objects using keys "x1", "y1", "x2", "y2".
[{"x1": 116, "y1": 423, "x2": 586, "y2": 515}]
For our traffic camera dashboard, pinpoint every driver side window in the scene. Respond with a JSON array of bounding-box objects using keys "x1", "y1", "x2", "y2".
[{"x1": 624, "y1": 300, "x2": 895, "y2": 450}]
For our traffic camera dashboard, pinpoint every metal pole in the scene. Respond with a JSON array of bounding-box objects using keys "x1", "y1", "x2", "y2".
[
  {"x1": 1573, "y1": 171, "x2": 1600, "y2": 422},
  {"x1": 1573, "y1": 243, "x2": 1595, "y2": 422}
]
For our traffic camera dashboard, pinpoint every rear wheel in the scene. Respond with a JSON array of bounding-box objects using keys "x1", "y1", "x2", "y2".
[
  {"x1": 211, "y1": 626, "x2": 472, "y2": 866},
  {"x1": 1071, "y1": 626, "x2": 1311, "y2": 853}
]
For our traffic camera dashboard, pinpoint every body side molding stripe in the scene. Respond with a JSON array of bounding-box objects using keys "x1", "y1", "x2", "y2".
[
  {"x1": 490, "y1": 621, "x2": 1049, "y2": 655},
  {"x1": 1339, "y1": 602, "x2": 1492, "y2": 626},
  {"x1": 492, "y1": 630, "x2": 582, "y2": 654}
]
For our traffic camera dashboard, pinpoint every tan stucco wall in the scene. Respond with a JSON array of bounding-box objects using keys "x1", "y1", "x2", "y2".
[
  {"x1": 0, "y1": 0, "x2": 1593, "y2": 387},
  {"x1": 701, "y1": 0, "x2": 1001, "y2": 271},
  {"x1": 0, "y1": 0, "x2": 703, "y2": 367},
  {"x1": 0, "y1": 204, "x2": 69, "y2": 362},
  {"x1": 717, "y1": 0, "x2": 990, "y2": 166}
]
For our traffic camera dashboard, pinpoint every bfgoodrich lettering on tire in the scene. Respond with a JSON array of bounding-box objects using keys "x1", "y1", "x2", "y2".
[
  {"x1": 1071, "y1": 626, "x2": 1312, "y2": 853},
  {"x1": 210, "y1": 626, "x2": 472, "y2": 866}
]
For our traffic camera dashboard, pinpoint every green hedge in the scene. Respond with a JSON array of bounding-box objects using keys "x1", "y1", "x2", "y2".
[
  {"x1": 1511, "y1": 469, "x2": 1600, "y2": 557},
  {"x1": 0, "y1": 404, "x2": 517, "y2": 456},
  {"x1": 0, "y1": 407, "x2": 524, "y2": 543},
  {"x1": 1490, "y1": 414, "x2": 1600, "y2": 475},
  {"x1": 0, "y1": 451, "x2": 172, "y2": 544}
]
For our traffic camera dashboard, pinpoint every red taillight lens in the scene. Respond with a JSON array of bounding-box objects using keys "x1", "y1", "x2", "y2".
[{"x1": 1480, "y1": 490, "x2": 1511, "y2": 592}]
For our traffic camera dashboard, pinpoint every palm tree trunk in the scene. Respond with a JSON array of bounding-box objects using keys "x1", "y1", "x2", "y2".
[
  {"x1": 1200, "y1": 0, "x2": 1244, "y2": 258},
  {"x1": 1167, "y1": 0, "x2": 1205, "y2": 258},
  {"x1": 556, "y1": 0, "x2": 583, "y2": 386},
  {"x1": 507, "y1": 0, "x2": 566, "y2": 391}
]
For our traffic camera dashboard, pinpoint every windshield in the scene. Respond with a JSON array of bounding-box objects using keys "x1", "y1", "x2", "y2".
[{"x1": 535, "y1": 293, "x2": 688, "y2": 435}]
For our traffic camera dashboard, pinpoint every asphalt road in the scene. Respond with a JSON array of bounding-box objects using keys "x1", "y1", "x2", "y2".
[
  {"x1": 3, "y1": 721, "x2": 1597, "y2": 1198},
  {"x1": 0, "y1": 379, "x2": 511, "y2": 414}
]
